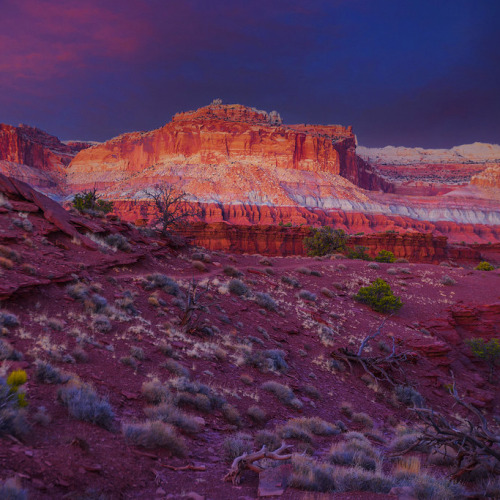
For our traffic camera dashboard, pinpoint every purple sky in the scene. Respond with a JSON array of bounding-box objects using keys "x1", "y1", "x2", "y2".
[{"x1": 1, "y1": 0, "x2": 499, "y2": 147}]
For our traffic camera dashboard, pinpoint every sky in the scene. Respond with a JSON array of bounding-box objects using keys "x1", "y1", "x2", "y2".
[{"x1": 1, "y1": 0, "x2": 499, "y2": 148}]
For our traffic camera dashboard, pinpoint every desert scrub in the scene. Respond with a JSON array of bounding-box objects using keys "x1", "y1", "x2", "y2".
[
  {"x1": 328, "y1": 432, "x2": 380, "y2": 471},
  {"x1": 475, "y1": 261, "x2": 494, "y2": 271},
  {"x1": 104, "y1": 233, "x2": 131, "y2": 251},
  {"x1": 34, "y1": 360, "x2": 69, "y2": 384},
  {"x1": 0, "y1": 339, "x2": 22, "y2": 361},
  {"x1": 223, "y1": 265, "x2": 243, "y2": 277},
  {"x1": 123, "y1": 420, "x2": 186, "y2": 455},
  {"x1": 0, "y1": 310, "x2": 19, "y2": 327},
  {"x1": 255, "y1": 292, "x2": 277, "y2": 311},
  {"x1": 247, "y1": 405, "x2": 267, "y2": 424},
  {"x1": 440, "y1": 275, "x2": 456, "y2": 286},
  {"x1": 290, "y1": 454, "x2": 393, "y2": 493},
  {"x1": 367, "y1": 262, "x2": 380, "y2": 270},
  {"x1": 141, "y1": 379, "x2": 171, "y2": 404},
  {"x1": 145, "y1": 402, "x2": 203, "y2": 434},
  {"x1": 228, "y1": 279, "x2": 248, "y2": 296},
  {"x1": 304, "y1": 226, "x2": 348, "y2": 256},
  {"x1": 66, "y1": 282, "x2": 90, "y2": 301},
  {"x1": 281, "y1": 417, "x2": 339, "y2": 439},
  {"x1": 320, "y1": 287, "x2": 335, "y2": 298},
  {"x1": 0, "y1": 374, "x2": 29, "y2": 438},
  {"x1": 262, "y1": 381, "x2": 303, "y2": 409},
  {"x1": 92, "y1": 314, "x2": 111, "y2": 333},
  {"x1": 0, "y1": 477, "x2": 27, "y2": 500},
  {"x1": 130, "y1": 346, "x2": 145, "y2": 360},
  {"x1": 0, "y1": 257, "x2": 14, "y2": 269},
  {"x1": 162, "y1": 358, "x2": 190, "y2": 378},
  {"x1": 192, "y1": 260, "x2": 207, "y2": 272},
  {"x1": 395, "y1": 385, "x2": 425, "y2": 407},
  {"x1": 346, "y1": 245, "x2": 371, "y2": 260},
  {"x1": 298, "y1": 290, "x2": 317, "y2": 302},
  {"x1": 466, "y1": 337, "x2": 500, "y2": 382},
  {"x1": 375, "y1": 250, "x2": 396, "y2": 263},
  {"x1": 144, "y1": 274, "x2": 180, "y2": 296},
  {"x1": 58, "y1": 381, "x2": 114, "y2": 429},
  {"x1": 351, "y1": 412, "x2": 374, "y2": 429},
  {"x1": 254, "y1": 429, "x2": 281, "y2": 450},
  {"x1": 242, "y1": 348, "x2": 288, "y2": 373},
  {"x1": 222, "y1": 432, "x2": 253, "y2": 462},
  {"x1": 297, "y1": 267, "x2": 312, "y2": 275},
  {"x1": 170, "y1": 377, "x2": 226, "y2": 412},
  {"x1": 354, "y1": 278, "x2": 403, "y2": 313},
  {"x1": 0, "y1": 245, "x2": 21, "y2": 262},
  {"x1": 281, "y1": 275, "x2": 301, "y2": 288}
]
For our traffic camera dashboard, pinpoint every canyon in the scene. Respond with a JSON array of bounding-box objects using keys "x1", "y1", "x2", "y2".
[{"x1": 1, "y1": 102, "x2": 499, "y2": 257}]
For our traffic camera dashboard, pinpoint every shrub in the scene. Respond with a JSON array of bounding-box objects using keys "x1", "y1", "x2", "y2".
[
  {"x1": 354, "y1": 278, "x2": 403, "y2": 314},
  {"x1": 0, "y1": 310, "x2": 19, "y2": 327},
  {"x1": 247, "y1": 405, "x2": 267, "y2": 424},
  {"x1": 0, "y1": 339, "x2": 22, "y2": 361},
  {"x1": 0, "y1": 376, "x2": 29, "y2": 438},
  {"x1": 440, "y1": 275, "x2": 456, "y2": 286},
  {"x1": 475, "y1": 261, "x2": 494, "y2": 271},
  {"x1": 346, "y1": 245, "x2": 371, "y2": 260},
  {"x1": 351, "y1": 412, "x2": 374, "y2": 429},
  {"x1": 466, "y1": 337, "x2": 500, "y2": 382},
  {"x1": 92, "y1": 315, "x2": 111, "y2": 333},
  {"x1": 123, "y1": 420, "x2": 186, "y2": 455},
  {"x1": 222, "y1": 432, "x2": 253, "y2": 462},
  {"x1": 281, "y1": 275, "x2": 301, "y2": 288},
  {"x1": 329, "y1": 433, "x2": 379, "y2": 471},
  {"x1": 298, "y1": 290, "x2": 317, "y2": 302},
  {"x1": 72, "y1": 189, "x2": 113, "y2": 214},
  {"x1": 375, "y1": 250, "x2": 395, "y2": 263},
  {"x1": 283, "y1": 417, "x2": 339, "y2": 437},
  {"x1": 66, "y1": 282, "x2": 90, "y2": 301},
  {"x1": 0, "y1": 257, "x2": 14, "y2": 269},
  {"x1": 144, "y1": 274, "x2": 180, "y2": 296},
  {"x1": 395, "y1": 385, "x2": 425, "y2": 407},
  {"x1": 297, "y1": 267, "x2": 312, "y2": 275},
  {"x1": 104, "y1": 233, "x2": 131, "y2": 251},
  {"x1": 320, "y1": 287, "x2": 335, "y2": 298},
  {"x1": 192, "y1": 260, "x2": 207, "y2": 272},
  {"x1": 35, "y1": 360, "x2": 69, "y2": 384},
  {"x1": 255, "y1": 429, "x2": 281, "y2": 450},
  {"x1": 228, "y1": 279, "x2": 248, "y2": 296},
  {"x1": 162, "y1": 359, "x2": 190, "y2": 378},
  {"x1": 141, "y1": 380, "x2": 170, "y2": 405},
  {"x1": 130, "y1": 346, "x2": 145, "y2": 360},
  {"x1": 223, "y1": 266, "x2": 242, "y2": 277},
  {"x1": 395, "y1": 258, "x2": 409, "y2": 263},
  {"x1": 262, "y1": 381, "x2": 303, "y2": 409},
  {"x1": 367, "y1": 262, "x2": 380, "y2": 270},
  {"x1": 145, "y1": 402, "x2": 202, "y2": 433},
  {"x1": 0, "y1": 478, "x2": 27, "y2": 500},
  {"x1": 58, "y1": 382, "x2": 114, "y2": 429},
  {"x1": 304, "y1": 227, "x2": 349, "y2": 256},
  {"x1": 255, "y1": 292, "x2": 277, "y2": 311},
  {"x1": 244, "y1": 348, "x2": 288, "y2": 373}
]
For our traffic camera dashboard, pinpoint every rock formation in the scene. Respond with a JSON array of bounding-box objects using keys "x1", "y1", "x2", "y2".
[{"x1": 1, "y1": 103, "x2": 499, "y2": 249}]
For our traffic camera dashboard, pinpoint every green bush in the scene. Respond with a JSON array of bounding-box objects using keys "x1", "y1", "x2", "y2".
[
  {"x1": 304, "y1": 227, "x2": 349, "y2": 257},
  {"x1": 466, "y1": 337, "x2": 500, "y2": 382},
  {"x1": 475, "y1": 261, "x2": 494, "y2": 271},
  {"x1": 347, "y1": 245, "x2": 372, "y2": 261},
  {"x1": 375, "y1": 250, "x2": 396, "y2": 263},
  {"x1": 354, "y1": 278, "x2": 403, "y2": 314},
  {"x1": 72, "y1": 189, "x2": 113, "y2": 214}
]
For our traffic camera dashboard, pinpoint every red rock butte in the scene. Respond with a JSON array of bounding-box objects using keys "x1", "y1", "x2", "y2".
[{"x1": 1, "y1": 102, "x2": 499, "y2": 251}]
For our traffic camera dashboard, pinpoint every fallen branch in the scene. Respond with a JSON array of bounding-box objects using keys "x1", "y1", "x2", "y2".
[
  {"x1": 160, "y1": 463, "x2": 206, "y2": 472},
  {"x1": 224, "y1": 442, "x2": 292, "y2": 485}
]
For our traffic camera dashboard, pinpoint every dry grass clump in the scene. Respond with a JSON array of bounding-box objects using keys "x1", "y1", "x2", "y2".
[
  {"x1": 0, "y1": 310, "x2": 19, "y2": 327},
  {"x1": 262, "y1": 381, "x2": 303, "y2": 409},
  {"x1": 92, "y1": 314, "x2": 111, "y2": 333},
  {"x1": 297, "y1": 267, "x2": 312, "y2": 275},
  {"x1": 254, "y1": 429, "x2": 281, "y2": 450},
  {"x1": 440, "y1": 275, "x2": 456, "y2": 286},
  {"x1": 58, "y1": 381, "x2": 114, "y2": 430},
  {"x1": 0, "y1": 376, "x2": 30, "y2": 439},
  {"x1": 20, "y1": 263, "x2": 37, "y2": 275},
  {"x1": 340, "y1": 401, "x2": 353, "y2": 418},
  {"x1": 223, "y1": 265, "x2": 243, "y2": 277},
  {"x1": 143, "y1": 274, "x2": 180, "y2": 296},
  {"x1": 387, "y1": 267, "x2": 397, "y2": 275},
  {"x1": 72, "y1": 347, "x2": 89, "y2": 363},
  {"x1": 34, "y1": 360, "x2": 69, "y2": 384},
  {"x1": 66, "y1": 282, "x2": 90, "y2": 301},
  {"x1": 301, "y1": 384, "x2": 321, "y2": 400},
  {"x1": 192, "y1": 260, "x2": 207, "y2": 272},
  {"x1": 320, "y1": 287, "x2": 335, "y2": 298},
  {"x1": 242, "y1": 348, "x2": 288, "y2": 373},
  {"x1": 145, "y1": 402, "x2": 203, "y2": 434},
  {"x1": 395, "y1": 385, "x2": 425, "y2": 407},
  {"x1": 328, "y1": 432, "x2": 380, "y2": 471},
  {"x1": 281, "y1": 275, "x2": 301, "y2": 288},
  {"x1": 255, "y1": 292, "x2": 278, "y2": 311},
  {"x1": 122, "y1": 420, "x2": 186, "y2": 455},
  {"x1": 280, "y1": 417, "x2": 340, "y2": 442},
  {"x1": 298, "y1": 290, "x2": 317, "y2": 302},
  {"x1": 169, "y1": 377, "x2": 226, "y2": 413},
  {"x1": 141, "y1": 379, "x2": 171, "y2": 404},
  {"x1": 390, "y1": 426, "x2": 424, "y2": 453},
  {"x1": 120, "y1": 356, "x2": 137, "y2": 370},
  {"x1": 352, "y1": 412, "x2": 374, "y2": 429},
  {"x1": 290, "y1": 454, "x2": 393, "y2": 494},
  {"x1": 0, "y1": 257, "x2": 14, "y2": 269},
  {"x1": 395, "y1": 258, "x2": 409, "y2": 264},
  {"x1": 228, "y1": 279, "x2": 248, "y2": 296},
  {"x1": 221, "y1": 403, "x2": 242, "y2": 426},
  {"x1": 222, "y1": 432, "x2": 253, "y2": 462},
  {"x1": 247, "y1": 405, "x2": 267, "y2": 424},
  {"x1": 0, "y1": 339, "x2": 22, "y2": 361},
  {"x1": 104, "y1": 233, "x2": 131, "y2": 251},
  {"x1": 162, "y1": 358, "x2": 190, "y2": 378}
]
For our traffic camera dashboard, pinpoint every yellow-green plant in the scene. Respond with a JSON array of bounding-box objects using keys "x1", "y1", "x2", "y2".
[{"x1": 475, "y1": 261, "x2": 494, "y2": 271}]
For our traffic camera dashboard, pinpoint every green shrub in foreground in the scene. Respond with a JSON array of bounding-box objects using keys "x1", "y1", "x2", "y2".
[
  {"x1": 354, "y1": 278, "x2": 402, "y2": 314},
  {"x1": 375, "y1": 250, "x2": 396, "y2": 263},
  {"x1": 475, "y1": 261, "x2": 494, "y2": 271},
  {"x1": 304, "y1": 227, "x2": 349, "y2": 256}
]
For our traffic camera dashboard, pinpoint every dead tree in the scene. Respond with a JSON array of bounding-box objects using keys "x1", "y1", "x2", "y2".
[
  {"x1": 330, "y1": 315, "x2": 413, "y2": 386},
  {"x1": 395, "y1": 378, "x2": 500, "y2": 479},
  {"x1": 224, "y1": 442, "x2": 293, "y2": 485},
  {"x1": 178, "y1": 279, "x2": 210, "y2": 335},
  {"x1": 142, "y1": 183, "x2": 199, "y2": 234}
]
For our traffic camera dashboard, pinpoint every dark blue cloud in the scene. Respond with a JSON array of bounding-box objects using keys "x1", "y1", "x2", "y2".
[{"x1": 1, "y1": 0, "x2": 498, "y2": 147}]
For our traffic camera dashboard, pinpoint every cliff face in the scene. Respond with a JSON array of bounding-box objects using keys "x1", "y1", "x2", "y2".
[{"x1": 0, "y1": 123, "x2": 92, "y2": 195}]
